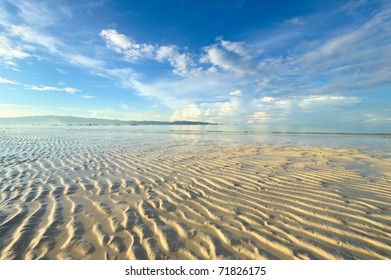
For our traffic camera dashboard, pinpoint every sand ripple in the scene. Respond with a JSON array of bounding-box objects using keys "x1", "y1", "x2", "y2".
[{"x1": 1, "y1": 131, "x2": 391, "y2": 259}]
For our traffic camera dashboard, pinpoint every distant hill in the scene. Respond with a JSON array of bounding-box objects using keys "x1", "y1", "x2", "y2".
[{"x1": 0, "y1": 115, "x2": 217, "y2": 126}]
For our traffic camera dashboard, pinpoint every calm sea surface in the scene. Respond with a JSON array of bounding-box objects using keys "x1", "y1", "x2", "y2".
[{"x1": 1, "y1": 125, "x2": 390, "y2": 152}]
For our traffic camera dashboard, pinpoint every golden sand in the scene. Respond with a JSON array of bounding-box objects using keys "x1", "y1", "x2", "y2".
[{"x1": 0, "y1": 134, "x2": 390, "y2": 259}]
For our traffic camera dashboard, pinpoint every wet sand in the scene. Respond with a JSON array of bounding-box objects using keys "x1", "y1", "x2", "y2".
[{"x1": 0, "y1": 130, "x2": 390, "y2": 259}]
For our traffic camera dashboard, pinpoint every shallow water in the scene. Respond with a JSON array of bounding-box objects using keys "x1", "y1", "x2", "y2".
[
  {"x1": 1, "y1": 125, "x2": 390, "y2": 151},
  {"x1": 0, "y1": 126, "x2": 391, "y2": 260}
]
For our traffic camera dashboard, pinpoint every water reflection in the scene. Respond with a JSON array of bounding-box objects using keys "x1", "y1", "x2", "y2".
[{"x1": 2, "y1": 125, "x2": 390, "y2": 151}]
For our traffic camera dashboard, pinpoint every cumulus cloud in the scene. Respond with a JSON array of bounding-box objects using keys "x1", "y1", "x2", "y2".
[
  {"x1": 275, "y1": 99, "x2": 292, "y2": 109},
  {"x1": 156, "y1": 45, "x2": 201, "y2": 77},
  {"x1": 230, "y1": 90, "x2": 242, "y2": 96},
  {"x1": 260, "y1": 96, "x2": 274, "y2": 103},
  {"x1": 199, "y1": 37, "x2": 263, "y2": 75},
  {"x1": 100, "y1": 29, "x2": 200, "y2": 77},
  {"x1": 220, "y1": 39, "x2": 251, "y2": 58},
  {"x1": 169, "y1": 94, "x2": 364, "y2": 125},
  {"x1": 248, "y1": 111, "x2": 270, "y2": 123},
  {"x1": 100, "y1": 29, "x2": 133, "y2": 50},
  {"x1": 99, "y1": 29, "x2": 257, "y2": 78},
  {"x1": 101, "y1": 4, "x2": 388, "y2": 124},
  {"x1": 170, "y1": 104, "x2": 202, "y2": 121},
  {"x1": 98, "y1": 4, "x2": 390, "y2": 124},
  {"x1": 169, "y1": 95, "x2": 249, "y2": 123},
  {"x1": 200, "y1": 44, "x2": 252, "y2": 74},
  {"x1": 1, "y1": 0, "x2": 388, "y2": 125},
  {"x1": 100, "y1": 29, "x2": 155, "y2": 61}
]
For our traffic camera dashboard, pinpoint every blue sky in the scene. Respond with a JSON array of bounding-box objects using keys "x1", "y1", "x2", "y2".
[{"x1": 0, "y1": 0, "x2": 390, "y2": 130}]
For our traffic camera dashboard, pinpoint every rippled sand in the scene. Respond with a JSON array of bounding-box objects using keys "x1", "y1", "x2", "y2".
[{"x1": 0, "y1": 130, "x2": 390, "y2": 259}]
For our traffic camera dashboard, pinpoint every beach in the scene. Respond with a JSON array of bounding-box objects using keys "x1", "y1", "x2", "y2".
[{"x1": 0, "y1": 127, "x2": 390, "y2": 260}]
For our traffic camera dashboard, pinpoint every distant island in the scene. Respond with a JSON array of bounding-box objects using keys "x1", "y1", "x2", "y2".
[{"x1": 0, "y1": 115, "x2": 217, "y2": 126}]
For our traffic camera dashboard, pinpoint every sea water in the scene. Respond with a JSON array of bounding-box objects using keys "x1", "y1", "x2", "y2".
[{"x1": 1, "y1": 125, "x2": 390, "y2": 152}]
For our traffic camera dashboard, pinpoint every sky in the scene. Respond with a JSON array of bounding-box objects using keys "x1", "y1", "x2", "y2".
[{"x1": 0, "y1": 0, "x2": 390, "y2": 131}]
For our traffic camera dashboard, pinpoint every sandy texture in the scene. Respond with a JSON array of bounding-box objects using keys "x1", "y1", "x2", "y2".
[{"x1": 0, "y1": 132, "x2": 391, "y2": 260}]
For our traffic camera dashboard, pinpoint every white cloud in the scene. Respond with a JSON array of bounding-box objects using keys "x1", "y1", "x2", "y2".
[
  {"x1": 100, "y1": 5, "x2": 388, "y2": 124},
  {"x1": 199, "y1": 37, "x2": 262, "y2": 75},
  {"x1": 6, "y1": 24, "x2": 107, "y2": 71},
  {"x1": 56, "y1": 68, "x2": 68, "y2": 75},
  {"x1": 130, "y1": 71, "x2": 242, "y2": 108},
  {"x1": 98, "y1": 6, "x2": 389, "y2": 124},
  {"x1": 275, "y1": 99, "x2": 292, "y2": 109},
  {"x1": 156, "y1": 45, "x2": 200, "y2": 77},
  {"x1": 8, "y1": 0, "x2": 57, "y2": 27},
  {"x1": 100, "y1": 29, "x2": 156, "y2": 61},
  {"x1": 100, "y1": 29, "x2": 133, "y2": 51},
  {"x1": 200, "y1": 44, "x2": 251, "y2": 74},
  {"x1": 299, "y1": 95, "x2": 361, "y2": 109},
  {"x1": 169, "y1": 96, "x2": 248, "y2": 123},
  {"x1": 169, "y1": 93, "x2": 363, "y2": 124},
  {"x1": 218, "y1": 98, "x2": 242, "y2": 117},
  {"x1": 98, "y1": 67, "x2": 138, "y2": 88},
  {"x1": 284, "y1": 17, "x2": 304, "y2": 25},
  {"x1": 295, "y1": 8, "x2": 390, "y2": 79},
  {"x1": 0, "y1": 1, "x2": 388, "y2": 125},
  {"x1": 61, "y1": 87, "x2": 80, "y2": 94},
  {"x1": 170, "y1": 104, "x2": 201, "y2": 121},
  {"x1": 364, "y1": 113, "x2": 391, "y2": 123},
  {"x1": 10, "y1": 25, "x2": 60, "y2": 52},
  {"x1": 0, "y1": 3, "x2": 106, "y2": 72},
  {"x1": 0, "y1": 34, "x2": 30, "y2": 62},
  {"x1": 27, "y1": 85, "x2": 80, "y2": 94},
  {"x1": 338, "y1": 0, "x2": 369, "y2": 15},
  {"x1": 81, "y1": 95, "x2": 95, "y2": 99},
  {"x1": 59, "y1": 6, "x2": 74, "y2": 18},
  {"x1": 260, "y1": 96, "x2": 274, "y2": 103},
  {"x1": 230, "y1": 90, "x2": 242, "y2": 96},
  {"x1": 4, "y1": 60, "x2": 17, "y2": 67},
  {"x1": 100, "y1": 29, "x2": 200, "y2": 77},
  {"x1": 248, "y1": 111, "x2": 270, "y2": 123},
  {"x1": 0, "y1": 76, "x2": 19, "y2": 84},
  {"x1": 66, "y1": 54, "x2": 104, "y2": 68},
  {"x1": 220, "y1": 39, "x2": 250, "y2": 58}
]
